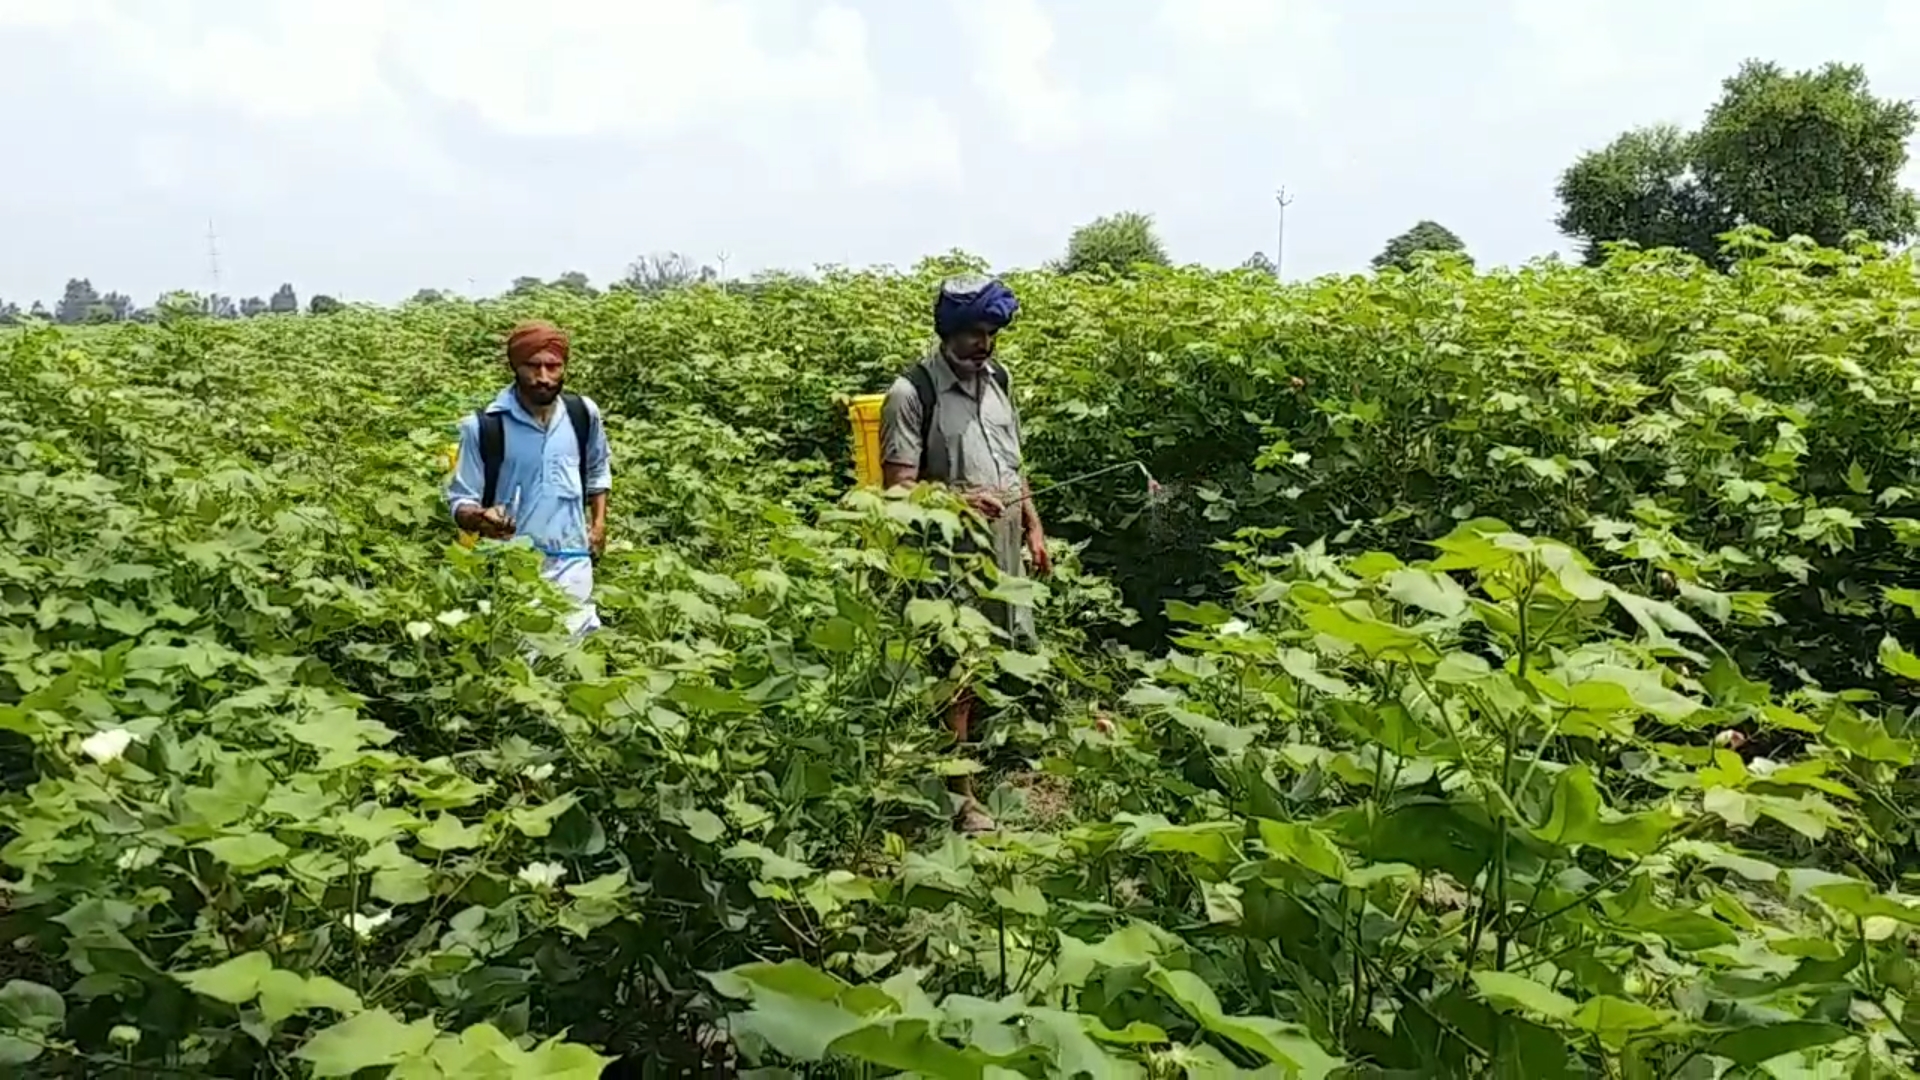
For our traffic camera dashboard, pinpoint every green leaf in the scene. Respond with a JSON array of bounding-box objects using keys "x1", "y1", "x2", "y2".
[
  {"x1": 807, "y1": 616, "x2": 860, "y2": 653},
  {"x1": 990, "y1": 880, "x2": 1049, "y2": 917},
  {"x1": 176, "y1": 951, "x2": 272, "y2": 1005},
  {"x1": 993, "y1": 649, "x2": 1051, "y2": 680},
  {"x1": 1885, "y1": 587, "x2": 1920, "y2": 616},
  {"x1": 294, "y1": 1009, "x2": 439, "y2": 1077},
  {"x1": 1384, "y1": 568, "x2": 1471, "y2": 617},
  {"x1": 1148, "y1": 965, "x2": 1343, "y2": 1077},
  {"x1": 670, "y1": 807, "x2": 727, "y2": 843},
  {"x1": 1471, "y1": 970, "x2": 1577, "y2": 1021},
  {"x1": 1530, "y1": 766, "x2": 1676, "y2": 857},
  {"x1": 415, "y1": 813, "x2": 485, "y2": 852},
  {"x1": 1708, "y1": 1021, "x2": 1849, "y2": 1066},
  {"x1": 507, "y1": 793, "x2": 580, "y2": 838},
  {"x1": 200, "y1": 832, "x2": 291, "y2": 872},
  {"x1": 1568, "y1": 996, "x2": 1670, "y2": 1049},
  {"x1": 723, "y1": 841, "x2": 813, "y2": 881},
  {"x1": 1255, "y1": 819, "x2": 1348, "y2": 880},
  {"x1": 1879, "y1": 636, "x2": 1920, "y2": 681},
  {"x1": 0, "y1": 980, "x2": 66, "y2": 1031}
]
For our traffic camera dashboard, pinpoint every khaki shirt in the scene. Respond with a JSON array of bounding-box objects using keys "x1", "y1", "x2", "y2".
[{"x1": 880, "y1": 349, "x2": 1023, "y2": 499}]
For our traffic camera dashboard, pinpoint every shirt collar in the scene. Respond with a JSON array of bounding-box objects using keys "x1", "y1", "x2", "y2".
[{"x1": 485, "y1": 385, "x2": 544, "y2": 427}]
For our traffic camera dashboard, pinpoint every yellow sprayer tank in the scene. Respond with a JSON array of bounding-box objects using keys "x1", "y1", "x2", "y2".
[
  {"x1": 443, "y1": 439, "x2": 479, "y2": 548},
  {"x1": 847, "y1": 393, "x2": 888, "y2": 487}
]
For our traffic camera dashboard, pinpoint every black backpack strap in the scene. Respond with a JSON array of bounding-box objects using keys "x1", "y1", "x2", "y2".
[
  {"x1": 990, "y1": 362, "x2": 1009, "y2": 396},
  {"x1": 905, "y1": 363, "x2": 937, "y2": 474},
  {"x1": 563, "y1": 393, "x2": 593, "y2": 493},
  {"x1": 477, "y1": 410, "x2": 505, "y2": 508}
]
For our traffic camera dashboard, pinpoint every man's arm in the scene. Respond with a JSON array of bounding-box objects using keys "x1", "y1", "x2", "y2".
[
  {"x1": 584, "y1": 399, "x2": 612, "y2": 554},
  {"x1": 448, "y1": 415, "x2": 515, "y2": 538},
  {"x1": 879, "y1": 378, "x2": 922, "y2": 489},
  {"x1": 447, "y1": 416, "x2": 485, "y2": 529}
]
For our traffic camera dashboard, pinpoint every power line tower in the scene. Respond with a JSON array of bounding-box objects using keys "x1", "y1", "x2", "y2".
[{"x1": 1274, "y1": 187, "x2": 1294, "y2": 280}]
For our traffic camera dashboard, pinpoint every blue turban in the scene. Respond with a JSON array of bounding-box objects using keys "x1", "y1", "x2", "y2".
[{"x1": 933, "y1": 275, "x2": 1019, "y2": 339}]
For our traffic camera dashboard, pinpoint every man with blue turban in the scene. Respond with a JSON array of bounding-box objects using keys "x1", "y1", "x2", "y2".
[{"x1": 881, "y1": 275, "x2": 1048, "y2": 833}]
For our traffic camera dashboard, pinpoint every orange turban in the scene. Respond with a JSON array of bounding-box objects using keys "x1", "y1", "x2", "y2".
[{"x1": 506, "y1": 320, "x2": 569, "y2": 365}]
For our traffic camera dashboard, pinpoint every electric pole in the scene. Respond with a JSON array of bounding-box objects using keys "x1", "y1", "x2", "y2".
[
  {"x1": 1274, "y1": 187, "x2": 1294, "y2": 279},
  {"x1": 206, "y1": 220, "x2": 222, "y2": 291}
]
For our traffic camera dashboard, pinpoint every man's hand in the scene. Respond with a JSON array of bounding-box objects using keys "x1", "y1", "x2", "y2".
[
  {"x1": 588, "y1": 520, "x2": 607, "y2": 558},
  {"x1": 1026, "y1": 524, "x2": 1052, "y2": 576},
  {"x1": 963, "y1": 489, "x2": 1005, "y2": 521},
  {"x1": 458, "y1": 504, "x2": 516, "y2": 540}
]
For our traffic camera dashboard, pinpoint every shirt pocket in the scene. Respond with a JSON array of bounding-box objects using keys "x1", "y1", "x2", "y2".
[
  {"x1": 546, "y1": 447, "x2": 585, "y2": 501},
  {"x1": 980, "y1": 392, "x2": 1022, "y2": 472}
]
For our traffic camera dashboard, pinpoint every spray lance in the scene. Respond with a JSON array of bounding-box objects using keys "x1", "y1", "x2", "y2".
[{"x1": 1007, "y1": 459, "x2": 1164, "y2": 506}]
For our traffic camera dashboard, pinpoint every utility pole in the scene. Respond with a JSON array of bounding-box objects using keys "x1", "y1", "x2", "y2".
[
  {"x1": 206, "y1": 220, "x2": 222, "y2": 291},
  {"x1": 1274, "y1": 187, "x2": 1294, "y2": 279}
]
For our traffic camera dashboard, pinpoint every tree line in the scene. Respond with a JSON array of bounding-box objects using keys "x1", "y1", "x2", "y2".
[
  {"x1": 1062, "y1": 59, "x2": 1920, "y2": 278},
  {"x1": 6, "y1": 57, "x2": 1913, "y2": 323}
]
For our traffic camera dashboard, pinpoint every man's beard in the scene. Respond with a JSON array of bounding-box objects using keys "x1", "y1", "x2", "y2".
[{"x1": 520, "y1": 380, "x2": 564, "y2": 406}]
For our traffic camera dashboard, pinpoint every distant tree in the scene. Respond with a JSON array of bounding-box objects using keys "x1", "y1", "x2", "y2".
[
  {"x1": 1555, "y1": 124, "x2": 1731, "y2": 266},
  {"x1": 508, "y1": 276, "x2": 544, "y2": 297},
  {"x1": 551, "y1": 271, "x2": 594, "y2": 296},
  {"x1": 240, "y1": 296, "x2": 268, "y2": 318},
  {"x1": 101, "y1": 292, "x2": 132, "y2": 321},
  {"x1": 130, "y1": 307, "x2": 156, "y2": 324},
  {"x1": 410, "y1": 288, "x2": 447, "y2": 305},
  {"x1": 55, "y1": 278, "x2": 100, "y2": 325},
  {"x1": 620, "y1": 252, "x2": 706, "y2": 295},
  {"x1": 1061, "y1": 211, "x2": 1170, "y2": 277},
  {"x1": 1556, "y1": 60, "x2": 1920, "y2": 265},
  {"x1": 269, "y1": 283, "x2": 299, "y2": 314},
  {"x1": 0, "y1": 300, "x2": 20, "y2": 325},
  {"x1": 308, "y1": 294, "x2": 342, "y2": 316},
  {"x1": 83, "y1": 305, "x2": 116, "y2": 325},
  {"x1": 206, "y1": 294, "x2": 239, "y2": 319},
  {"x1": 1240, "y1": 250, "x2": 1277, "y2": 275},
  {"x1": 28, "y1": 301, "x2": 48, "y2": 320},
  {"x1": 1371, "y1": 220, "x2": 1472, "y2": 272}
]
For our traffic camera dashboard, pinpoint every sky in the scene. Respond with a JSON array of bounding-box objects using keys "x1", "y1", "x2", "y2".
[{"x1": 2, "y1": 0, "x2": 1918, "y2": 306}]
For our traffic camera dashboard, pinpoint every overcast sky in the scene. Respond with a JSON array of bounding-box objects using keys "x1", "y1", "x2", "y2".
[{"x1": 1, "y1": 0, "x2": 1916, "y2": 305}]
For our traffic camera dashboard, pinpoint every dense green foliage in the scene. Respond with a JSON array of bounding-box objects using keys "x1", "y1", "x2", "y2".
[
  {"x1": 5, "y1": 233, "x2": 1920, "y2": 1076},
  {"x1": 1370, "y1": 221, "x2": 1470, "y2": 273},
  {"x1": 1556, "y1": 60, "x2": 1920, "y2": 265},
  {"x1": 1059, "y1": 212, "x2": 1172, "y2": 278}
]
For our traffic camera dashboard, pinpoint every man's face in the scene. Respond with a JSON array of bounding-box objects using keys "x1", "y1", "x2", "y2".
[
  {"x1": 944, "y1": 324, "x2": 998, "y2": 378},
  {"x1": 511, "y1": 350, "x2": 566, "y2": 406}
]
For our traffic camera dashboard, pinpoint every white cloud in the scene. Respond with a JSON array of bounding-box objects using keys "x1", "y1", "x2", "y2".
[
  {"x1": 0, "y1": 0, "x2": 958, "y2": 189},
  {"x1": 1155, "y1": 0, "x2": 1341, "y2": 118}
]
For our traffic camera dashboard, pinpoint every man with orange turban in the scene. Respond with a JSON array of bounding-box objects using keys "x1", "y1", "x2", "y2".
[{"x1": 446, "y1": 320, "x2": 612, "y2": 637}]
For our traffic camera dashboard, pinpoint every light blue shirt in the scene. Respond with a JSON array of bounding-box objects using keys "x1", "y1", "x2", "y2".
[{"x1": 446, "y1": 387, "x2": 612, "y2": 561}]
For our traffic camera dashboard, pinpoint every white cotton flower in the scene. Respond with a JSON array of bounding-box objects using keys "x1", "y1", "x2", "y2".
[
  {"x1": 435, "y1": 609, "x2": 470, "y2": 628},
  {"x1": 477, "y1": 600, "x2": 493, "y2": 615},
  {"x1": 405, "y1": 621, "x2": 433, "y2": 641},
  {"x1": 1288, "y1": 452, "x2": 1311, "y2": 467},
  {"x1": 517, "y1": 862, "x2": 567, "y2": 889},
  {"x1": 80, "y1": 728, "x2": 134, "y2": 765},
  {"x1": 521, "y1": 763, "x2": 555, "y2": 782},
  {"x1": 343, "y1": 910, "x2": 393, "y2": 938},
  {"x1": 1219, "y1": 619, "x2": 1250, "y2": 637}
]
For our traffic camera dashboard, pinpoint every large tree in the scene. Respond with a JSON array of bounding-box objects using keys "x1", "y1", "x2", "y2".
[
  {"x1": 1061, "y1": 211, "x2": 1170, "y2": 277},
  {"x1": 1556, "y1": 60, "x2": 1920, "y2": 265},
  {"x1": 1371, "y1": 221, "x2": 1471, "y2": 272},
  {"x1": 269, "y1": 283, "x2": 299, "y2": 315},
  {"x1": 54, "y1": 278, "x2": 100, "y2": 325}
]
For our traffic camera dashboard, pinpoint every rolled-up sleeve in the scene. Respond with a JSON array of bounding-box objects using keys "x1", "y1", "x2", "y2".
[
  {"x1": 446, "y1": 414, "x2": 484, "y2": 521},
  {"x1": 880, "y1": 376, "x2": 922, "y2": 468},
  {"x1": 583, "y1": 397, "x2": 612, "y2": 495}
]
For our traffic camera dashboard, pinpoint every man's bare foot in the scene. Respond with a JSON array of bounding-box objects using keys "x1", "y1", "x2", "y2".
[{"x1": 956, "y1": 800, "x2": 996, "y2": 835}]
